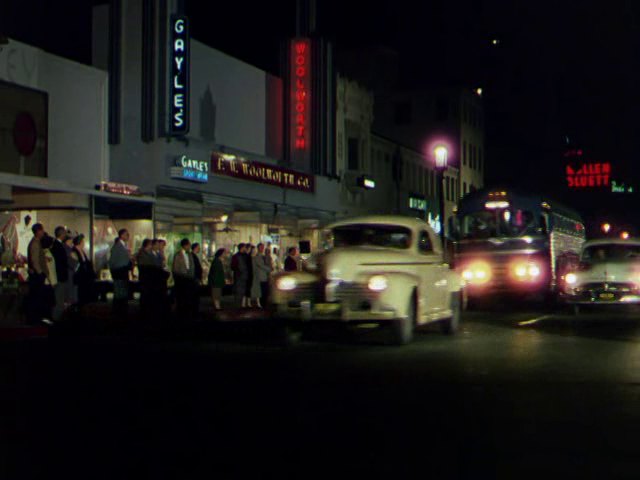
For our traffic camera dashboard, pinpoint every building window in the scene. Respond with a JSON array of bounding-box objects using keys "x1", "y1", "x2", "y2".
[
  {"x1": 348, "y1": 138, "x2": 359, "y2": 171},
  {"x1": 445, "y1": 177, "x2": 451, "y2": 201},
  {"x1": 463, "y1": 182, "x2": 467, "y2": 195},
  {"x1": 395, "y1": 102, "x2": 412, "y2": 125},
  {"x1": 463, "y1": 102, "x2": 469, "y2": 124},
  {"x1": 479, "y1": 148, "x2": 483, "y2": 172},
  {"x1": 471, "y1": 145, "x2": 476, "y2": 169}
]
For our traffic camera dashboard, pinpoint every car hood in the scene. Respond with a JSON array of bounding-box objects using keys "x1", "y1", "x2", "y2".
[
  {"x1": 318, "y1": 247, "x2": 419, "y2": 282},
  {"x1": 576, "y1": 261, "x2": 640, "y2": 284}
]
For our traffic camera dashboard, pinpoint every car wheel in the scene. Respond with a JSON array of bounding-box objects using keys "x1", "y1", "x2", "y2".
[
  {"x1": 388, "y1": 293, "x2": 417, "y2": 345},
  {"x1": 441, "y1": 291, "x2": 461, "y2": 335}
]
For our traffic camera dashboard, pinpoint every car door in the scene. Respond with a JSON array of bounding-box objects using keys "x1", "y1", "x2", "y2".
[{"x1": 417, "y1": 230, "x2": 448, "y2": 319}]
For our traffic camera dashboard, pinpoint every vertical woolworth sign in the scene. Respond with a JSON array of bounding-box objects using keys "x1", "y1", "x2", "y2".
[
  {"x1": 289, "y1": 38, "x2": 312, "y2": 171},
  {"x1": 169, "y1": 15, "x2": 189, "y2": 136}
]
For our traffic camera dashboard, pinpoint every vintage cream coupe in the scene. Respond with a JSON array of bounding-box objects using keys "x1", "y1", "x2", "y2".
[
  {"x1": 271, "y1": 216, "x2": 463, "y2": 344},
  {"x1": 563, "y1": 239, "x2": 640, "y2": 314}
]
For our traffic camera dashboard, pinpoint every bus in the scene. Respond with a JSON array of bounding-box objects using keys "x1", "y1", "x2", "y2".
[{"x1": 448, "y1": 188, "x2": 586, "y2": 303}]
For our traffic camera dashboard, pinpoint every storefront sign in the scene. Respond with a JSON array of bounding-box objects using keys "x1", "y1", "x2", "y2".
[
  {"x1": 289, "y1": 38, "x2": 312, "y2": 170},
  {"x1": 566, "y1": 163, "x2": 611, "y2": 188},
  {"x1": 170, "y1": 155, "x2": 208, "y2": 183},
  {"x1": 169, "y1": 15, "x2": 189, "y2": 136},
  {"x1": 409, "y1": 196, "x2": 427, "y2": 211},
  {"x1": 97, "y1": 182, "x2": 142, "y2": 196},
  {"x1": 211, "y1": 152, "x2": 315, "y2": 193}
]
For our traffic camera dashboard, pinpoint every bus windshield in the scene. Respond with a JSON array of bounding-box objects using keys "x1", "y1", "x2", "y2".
[{"x1": 458, "y1": 208, "x2": 542, "y2": 239}]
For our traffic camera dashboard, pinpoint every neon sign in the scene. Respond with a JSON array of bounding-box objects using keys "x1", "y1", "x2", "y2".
[
  {"x1": 290, "y1": 38, "x2": 311, "y2": 169},
  {"x1": 170, "y1": 155, "x2": 208, "y2": 183},
  {"x1": 611, "y1": 180, "x2": 634, "y2": 194},
  {"x1": 169, "y1": 15, "x2": 189, "y2": 136},
  {"x1": 566, "y1": 163, "x2": 611, "y2": 188},
  {"x1": 409, "y1": 196, "x2": 427, "y2": 211}
]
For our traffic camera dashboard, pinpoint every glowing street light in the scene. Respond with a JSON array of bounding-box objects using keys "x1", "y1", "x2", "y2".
[
  {"x1": 475, "y1": 87, "x2": 483, "y2": 96},
  {"x1": 434, "y1": 146, "x2": 448, "y2": 170},
  {"x1": 434, "y1": 145, "x2": 449, "y2": 252},
  {"x1": 601, "y1": 223, "x2": 611, "y2": 234},
  {"x1": 621, "y1": 231, "x2": 630, "y2": 240}
]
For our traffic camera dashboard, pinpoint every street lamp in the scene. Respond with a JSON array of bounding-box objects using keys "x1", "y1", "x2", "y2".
[
  {"x1": 601, "y1": 223, "x2": 611, "y2": 234},
  {"x1": 434, "y1": 146, "x2": 448, "y2": 252}
]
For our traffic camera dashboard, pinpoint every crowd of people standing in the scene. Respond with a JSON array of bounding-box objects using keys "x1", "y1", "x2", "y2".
[
  {"x1": 26, "y1": 223, "x2": 96, "y2": 325},
  {"x1": 24, "y1": 222, "x2": 304, "y2": 324}
]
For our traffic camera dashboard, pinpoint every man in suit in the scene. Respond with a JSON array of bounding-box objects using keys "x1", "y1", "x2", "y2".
[
  {"x1": 27, "y1": 223, "x2": 48, "y2": 324},
  {"x1": 172, "y1": 238, "x2": 196, "y2": 320},
  {"x1": 108, "y1": 229, "x2": 132, "y2": 317},
  {"x1": 51, "y1": 226, "x2": 70, "y2": 321}
]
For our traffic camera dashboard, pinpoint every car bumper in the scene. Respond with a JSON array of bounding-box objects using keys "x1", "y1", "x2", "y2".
[{"x1": 277, "y1": 302, "x2": 399, "y2": 323}]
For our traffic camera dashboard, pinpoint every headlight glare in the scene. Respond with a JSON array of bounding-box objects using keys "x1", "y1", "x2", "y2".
[
  {"x1": 368, "y1": 275, "x2": 388, "y2": 292},
  {"x1": 276, "y1": 276, "x2": 297, "y2": 291},
  {"x1": 565, "y1": 273, "x2": 578, "y2": 285}
]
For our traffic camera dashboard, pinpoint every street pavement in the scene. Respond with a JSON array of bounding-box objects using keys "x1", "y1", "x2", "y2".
[{"x1": 3, "y1": 305, "x2": 640, "y2": 478}]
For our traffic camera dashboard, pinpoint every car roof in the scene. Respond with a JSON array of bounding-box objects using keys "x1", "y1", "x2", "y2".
[
  {"x1": 327, "y1": 215, "x2": 431, "y2": 232},
  {"x1": 583, "y1": 239, "x2": 640, "y2": 248}
]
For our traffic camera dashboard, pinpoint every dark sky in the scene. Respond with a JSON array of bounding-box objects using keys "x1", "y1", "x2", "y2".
[{"x1": 4, "y1": 0, "x2": 640, "y2": 226}]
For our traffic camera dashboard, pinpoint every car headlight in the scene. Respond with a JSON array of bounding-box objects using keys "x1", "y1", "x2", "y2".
[
  {"x1": 368, "y1": 275, "x2": 388, "y2": 292},
  {"x1": 565, "y1": 273, "x2": 578, "y2": 285},
  {"x1": 462, "y1": 261, "x2": 492, "y2": 285},
  {"x1": 276, "y1": 276, "x2": 297, "y2": 291}
]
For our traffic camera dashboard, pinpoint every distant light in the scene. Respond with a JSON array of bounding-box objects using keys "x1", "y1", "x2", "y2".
[
  {"x1": 602, "y1": 223, "x2": 611, "y2": 234},
  {"x1": 357, "y1": 176, "x2": 376, "y2": 190},
  {"x1": 364, "y1": 179, "x2": 376, "y2": 189},
  {"x1": 220, "y1": 214, "x2": 229, "y2": 223},
  {"x1": 485, "y1": 201, "x2": 510, "y2": 209},
  {"x1": 621, "y1": 231, "x2": 630, "y2": 240},
  {"x1": 475, "y1": 87, "x2": 483, "y2": 96},
  {"x1": 492, "y1": 38, "x2": 500, "y2": 46}
]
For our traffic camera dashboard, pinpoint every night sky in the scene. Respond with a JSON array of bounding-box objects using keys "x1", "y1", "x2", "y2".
[{"x1": 4, "y1": 0, "x2": 640, "y2": 228}]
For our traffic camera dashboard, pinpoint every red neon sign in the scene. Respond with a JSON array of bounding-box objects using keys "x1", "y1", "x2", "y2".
[
  {"x1": 290, "y1": 38, "x2": 311, "y2": 167},
  {"x1": 566, "y1": 162, "x2": 611, "y2": 188}
]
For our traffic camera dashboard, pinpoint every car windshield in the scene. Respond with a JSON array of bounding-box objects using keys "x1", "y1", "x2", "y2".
[
  {"x1": 330, "y1": 224, "x2": 412, "y2": 249},
  {"x1": 459, "y1": 209, "x2": 541, "y2": 239},
  {"x1": 582, "y1": 244, "x2": 640, "y2": 262}
]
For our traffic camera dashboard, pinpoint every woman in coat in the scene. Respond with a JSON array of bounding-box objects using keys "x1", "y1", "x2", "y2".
[{"x1": 208, "y1": 248, "x2": 227, "y2": 311}]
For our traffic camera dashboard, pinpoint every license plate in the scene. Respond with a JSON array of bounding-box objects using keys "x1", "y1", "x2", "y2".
[
  {"x1": 599, "y1": 293, "x2": 615, "y2": 300},
  {"x1": 313, "y1": 303, "x2": 341, "y2": 314}
]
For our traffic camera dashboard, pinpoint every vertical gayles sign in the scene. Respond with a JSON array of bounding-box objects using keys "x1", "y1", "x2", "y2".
[
  {"x1": 169, "y1": 15, "x2": 189, "y2": 136},
  {"x1": 290, "y1": 38, "x2": 312, "y2": 170}
]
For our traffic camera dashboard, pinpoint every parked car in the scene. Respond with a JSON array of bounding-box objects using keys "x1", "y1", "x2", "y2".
[
  {"x1": 270, "y1": 216, "x2": 463, "y2": 344},
  {"x1": 562, "y1": 239, "x2": 640, "y2": 314}
]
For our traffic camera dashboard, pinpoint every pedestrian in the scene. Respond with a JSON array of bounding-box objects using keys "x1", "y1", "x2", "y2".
[
  {"x1": 272, "y1": 247, "x2": 281, "y2": 272},
  {"x1": 158, "y1": 239, "x2": 168, "y2": 269},
  {"x1": 172, "y1": 238, "x2": 196, "y2": 320},
  {"x1": 151, "y1": 239, "x2": 162, "y2": 266},
  {"x1": 109, "y1": 229, "x2": 133, "y2": 318},
  {"x1": 284, "y1": 247, "x2": 299, "y2": 272},
  {"x1": 136, "y1": 239, "x2": 156, "y2": 320},
  {"x1": 41, "y1": 234, "x2": 57, "y2": 322},
  {"x1": 26, "y1": 223, "x2": 49, "y2": 325},
  {"x1": 71, "y1": 234, "x2": 96, "y2": 306},
  {"x1": 231, "y1": 243, "x2": 250, "y2": 308},
  {"x1": 64, "y1": 234, "x2": 78, "y2": 306},
  {"x1": 255, "y1": 243, "x2": 272, "y2": 306},
  {"x1": 208, "y1": 248, "x2": 227, "y2": 311},
  {"x1": 249, "y1": 246, "x2": 263, "y2": 308},
  {"x1": 51, "y1": 226, "x2": 70, "y2": 321},
  {"x1": 244, "y1": 244, "x2": 254, "y2": 307},
  {"x1": 191, "y1": 243, "x2": 203, "y2": 316}
]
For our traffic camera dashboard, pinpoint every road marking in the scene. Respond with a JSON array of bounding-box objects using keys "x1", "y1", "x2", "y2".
[{"x1": 518, "y1": 315, "x2": 551, "y2": 326}]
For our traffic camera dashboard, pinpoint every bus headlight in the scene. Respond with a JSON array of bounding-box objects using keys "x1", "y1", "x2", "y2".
[
  {"x1": 276, "y1": 276, "x2": 298, "y2": 291},
  {"x1": 462, "y1": 262, "x2": 492, "y2": 285},
  {"x1": 511, "y1": 261, "x2": 542, "y2": 281},
  {"x1": 368, "y1": 275, "x2": 388, "y2": 292}
]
